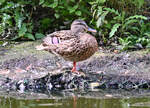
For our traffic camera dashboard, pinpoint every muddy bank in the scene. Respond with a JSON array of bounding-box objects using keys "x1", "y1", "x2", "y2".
[{"x1": 0, "y1": 41, "x2": 150, "y2": 91}]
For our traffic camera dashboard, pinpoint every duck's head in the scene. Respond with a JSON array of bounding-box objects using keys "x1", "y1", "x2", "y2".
[{"x1": 71, "y1": 19, "x2": 97, "y2": 34}]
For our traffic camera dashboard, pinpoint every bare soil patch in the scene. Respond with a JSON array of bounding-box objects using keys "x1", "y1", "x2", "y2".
[{"x1": 0, "y1": 42, "x2": 150, "y2": 92}]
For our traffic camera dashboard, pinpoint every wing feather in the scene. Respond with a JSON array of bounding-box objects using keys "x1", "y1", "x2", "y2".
[{"x1": 43, "y1": 30, "x2": 75, "y2": 45}]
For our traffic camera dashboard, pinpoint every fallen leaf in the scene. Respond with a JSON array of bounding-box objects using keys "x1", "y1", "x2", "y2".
[
  {"x1": 26, "y1": 64, "x2": 32, "y2": 70},
  {"x1": 0, "y1": 69, "x2": 10, "y2": 75},
  {"x1": 15, "y1": 68, "x2": 26, "y2": 73}
]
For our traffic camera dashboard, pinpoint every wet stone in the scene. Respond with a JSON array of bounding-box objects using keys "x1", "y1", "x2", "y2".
[
  {"x1": 1, "y1": 71, "x2": 150, "y2": 93},
  {"x1": 2, "y1": 72, "x2": 101, "y2": 92}
]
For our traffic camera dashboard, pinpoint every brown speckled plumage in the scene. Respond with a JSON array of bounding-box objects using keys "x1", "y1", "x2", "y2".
[{"x1": 36, "y1": 19, "x2": 98, "y2": 73}]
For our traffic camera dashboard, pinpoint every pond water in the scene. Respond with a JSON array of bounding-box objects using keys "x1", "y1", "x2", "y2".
[{"x1": 1, "y1": 91, "x2": 150, "y2": 108}]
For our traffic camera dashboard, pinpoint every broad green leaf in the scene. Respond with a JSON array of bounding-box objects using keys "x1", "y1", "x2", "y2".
[
  {"x1": 18, "y1": 23, "x2": 27, "y2": 37},
  {"x1": 89, "y1": 1, "x2": 96, "y2": 5},
  {"x1": 58, "y1": 6, "x2": 64, "y2": 9},
  {"x1": 24, "y1": 33, "x2": 35, "y2": 40},
  {"x1": 123, "y1": 19, "x2": 139, "y2": 30},
  {"x1": 97, "y1": 11, "x2": 108, "y2": 27},
  {"x1": 75, "y1": 11, "x2": 81, "y2": 16},
  {"x1": 144, "y1": 32, "x2": 150, "y2": 37},
  {"x1": 113, "y1": 15, "x2": 121, "y2": 21},
  {"x1": 0, "y1": 24, "x2": 4, "y2": 34},
  {"x1": 2, "y1": 13, "x2": 11, "y2": 27},
  {"x1": 27, "y1": 23, "x2": 33, "y2": 33},
  {"x1": 97, "y1": 0, "x2": 106, "y2": 4},
  {"x1": 126, "y1": 15, "x2": 147, "y2": 21},
  {"x1": 68, "y1": 5, "x2": 78, "y2": 13},
  {"x1": 146, "y1": 43, "x2": 150, "y2": 48},
  {"x1": 97, "y1": 17, "x2": 102, "y2": 28},
  {"x1": 35, "y1": 33, "x2": 45, "y2": 39},
  {"x1": 39, "y1": 0, "x2": 44, "y2": 5},
  {"x1": 96, "y1": 6, "x2": 103, "y2": 17},
  {"x1": 54, "y1": 13, "x2": 60, "y2": 19},
  {"x1": 11, "y1": 35, "x2": 20, "y2": 40},
  {"x1": 109, "y1": 23, "x2": 121, "y2": 38},
  {"x1": 48, "y1": 0, "x2": 58, "y2": 8},
  {"x1": 123, "y1": 32, "x2": 131, "y2": 35},
  {"x1": 14, "y1": 11, "x2": 24, "y2": 29},
  {"x1": 130, "y1": 27, "x2": 140, "y2": 32},
  {"x1": 70, "y1": 0, "x2": 75, "y2": 2},
  {"x1": 104, "y1": 8, "x2": 119, "y2": 15}
]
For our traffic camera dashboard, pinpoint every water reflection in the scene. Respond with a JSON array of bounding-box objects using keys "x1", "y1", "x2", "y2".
[
  {"x1": 0, "y1": 96, "x2": 120, "y2": 108},
  {"x1": 1, "y1": 92, "x2": 150, "y2": 108}
]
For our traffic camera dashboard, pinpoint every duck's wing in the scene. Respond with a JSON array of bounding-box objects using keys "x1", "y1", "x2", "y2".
[
  {"x1": 43, "y1": 30, "x2": 75, "y2": 46},
  {"x1": 36, "y1": 30, "x2": 77, "y2": 56},
  {"x1": 37, "y1": 36, "x2": 78, "y2": 58}
]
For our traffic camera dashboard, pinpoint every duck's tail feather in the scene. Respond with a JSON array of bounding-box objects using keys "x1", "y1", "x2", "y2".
[
  {"x1": 36, "y1": 44, "x2": 60, "y2": 56},
  {"x1": 35, "y1": 44, "x2": 49, "y2": 50}
]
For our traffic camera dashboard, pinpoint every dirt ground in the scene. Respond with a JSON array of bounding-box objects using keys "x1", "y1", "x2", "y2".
[{"x1": 0, "y1": 41, "x2": 150, "y2": 91}]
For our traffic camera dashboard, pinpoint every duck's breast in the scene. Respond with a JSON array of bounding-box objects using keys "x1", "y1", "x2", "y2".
[
  {"x1": 65, "y1": 33, "x2": 98, "y2": 62},
  {"x1": 77, "y1": 33, "x2": 98, "y2": 61}
]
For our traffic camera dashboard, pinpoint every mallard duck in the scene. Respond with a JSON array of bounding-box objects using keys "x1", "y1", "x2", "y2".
[{"x1": 36, "y1": 19, "x2": 98, "y2": 73}]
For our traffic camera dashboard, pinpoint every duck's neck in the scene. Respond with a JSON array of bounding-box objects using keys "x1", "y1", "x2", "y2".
[
  {"x1": 71, "y1": 25, "x2": 85, "y2": 34},
  {"x1": 71, "y1": 31, "x2": 82, "y2": 37},
  {"x1": 71, "y1": 28, "x2": 85, "y2": 36}
]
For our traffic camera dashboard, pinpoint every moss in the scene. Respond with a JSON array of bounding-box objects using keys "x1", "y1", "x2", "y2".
[{"x1": 0, "y1": 41, "x2": 54, "y2": 62}]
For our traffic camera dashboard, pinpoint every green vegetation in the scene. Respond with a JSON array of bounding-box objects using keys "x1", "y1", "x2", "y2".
[
  {"x1": 91, "y1": 0, "x2": 150, "y2": 50},
  {"x1": 0, "y1": 0, "x2": 150, "y2": 50}
]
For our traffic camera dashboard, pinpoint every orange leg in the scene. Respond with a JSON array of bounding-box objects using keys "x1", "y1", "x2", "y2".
[
  {"x1": 71, "y1": 62, "x2": 76, "y2": 72},
  {"x1": 71, "y1": 62, "x2": 85, "y2": 75}
]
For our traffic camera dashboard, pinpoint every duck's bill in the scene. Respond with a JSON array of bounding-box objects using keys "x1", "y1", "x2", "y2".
[{"x1": 88, "y1": 27, "x2": 97, "y2": 33}]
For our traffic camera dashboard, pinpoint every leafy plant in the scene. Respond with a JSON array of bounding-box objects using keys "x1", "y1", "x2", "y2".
[
  {"x1": 0, "y1": 0, "x2": 92, "y2": 40},
  {"x1": 0, "y1": 1, "x2": 36, "y2": 40},
  {"x1": 109, "y1": 23, "x2": 120, "y2": 38},
  {"x1": 0, "y1": 0, "x2": 150, "y2": 52},
  {"x1": 91, "y1": 1, "x2": 149, "y2": 50},
  {"x1": 39, "y1": 0, "x2": 92, "y2": 21}
]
